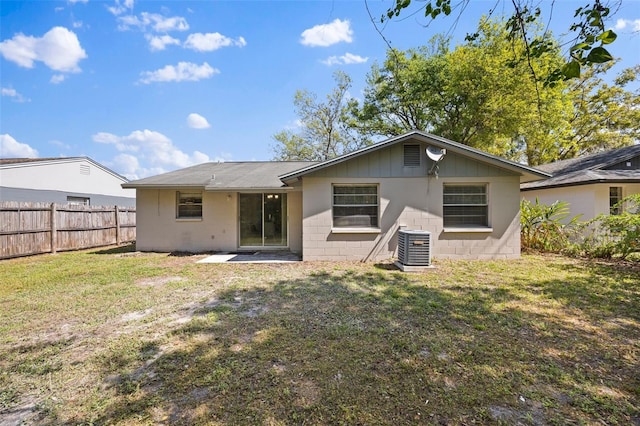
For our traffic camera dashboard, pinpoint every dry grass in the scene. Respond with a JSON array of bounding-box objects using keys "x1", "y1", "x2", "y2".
[{"x1": 0, "y1": 246, "x2": 638, "y2": 425}]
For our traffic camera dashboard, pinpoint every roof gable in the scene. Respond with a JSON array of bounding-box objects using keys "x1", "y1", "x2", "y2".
[
  {"x1": 279, "y1": 131, "x2": 549, "y2": 184},
  {"x1": 0, "y1": 156, "x2": 129, "y2": 182}
]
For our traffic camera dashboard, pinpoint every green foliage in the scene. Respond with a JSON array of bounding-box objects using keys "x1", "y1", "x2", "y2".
[
  {"x1": 350, "y1": 17, "x2": 639, "y2": 165},
  {"x1": 520, "y1": 198, "x2": 582, "y2": 252},
  {"x1": 271, "y1": 71, "x2": 369, "y2": 161},
  {"x1": 564, "y1": 64, "x2": 640, "y2": 157},
  {"x1": 572, "y1": 194, "x2": 640, "y2": 260},
  {"x1": 382, "y1": 0, "x2": 621, "y2": 83},
  {"x1": 351, "y1": 20, "x2": 577, "y2": 165}
]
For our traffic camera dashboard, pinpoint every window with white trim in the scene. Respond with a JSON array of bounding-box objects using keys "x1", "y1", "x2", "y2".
[
  {"x1": 443, "y1": 184, "x2": 488, "y2": 227},
  {"x1": 67, "y1": 196, "x2": 90, "y2": 206},
  {"x1": 610, "y1": 187, "x2": 623, "y2": 215},
  {"x1": 177, "y1": 191, "x2": 202, "y2": 218},
  {"x1": 332, "y1": 185, "x2": 379, "y2": 228}
]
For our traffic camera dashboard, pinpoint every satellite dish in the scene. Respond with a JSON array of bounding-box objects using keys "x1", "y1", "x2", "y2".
[
  {"x1": 426, "y1": 146, "x2": 446, "y2": 162},
  {"x1": 426, "y1": 146, "x2": 446, "y2": 176}
]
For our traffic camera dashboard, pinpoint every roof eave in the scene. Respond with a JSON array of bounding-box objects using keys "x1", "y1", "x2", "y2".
[
  {"x1": 279, "y1": 131, "x2": 550, "y2": 182},
  {"x1": 521, "y1": 177, "x2": 640, "y2": 191},
  {"x1": 121, "y1": 183, "x2": 205, "y2": 189}
]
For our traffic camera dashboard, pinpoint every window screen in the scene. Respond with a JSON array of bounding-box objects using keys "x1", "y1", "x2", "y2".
[
  {"x1": 332, "y1": 185, "x2": 379, "y2": 228},
  {"x1": 443, "y1": 184, "x2": 488, "y2": 227},
  {"x1": 177, "y1": 191, "x2": 203, "y2": 218},
  {"x1": 610, "y1": 187, "x2": 623, "y2": 215}
]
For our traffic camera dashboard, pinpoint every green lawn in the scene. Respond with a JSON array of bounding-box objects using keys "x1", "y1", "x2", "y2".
[{"x1": 1, "y1": 246, "x2": 638, "y2": 425}]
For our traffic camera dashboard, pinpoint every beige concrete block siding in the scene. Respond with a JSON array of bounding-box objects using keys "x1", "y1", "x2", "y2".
[
  {"x1": 135, "y1": 189, "x2": 303, "y2": 253},
  {"x1": 522, "y1": 183, "x2": 640, "y2": 222},
  {"x1": 302, "y1": 175, "x2": 522, "y2": 261}
]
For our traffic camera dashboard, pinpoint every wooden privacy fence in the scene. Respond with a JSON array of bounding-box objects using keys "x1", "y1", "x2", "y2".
[{"x1": 0, "y1": 202, "x2": 136, "y2": 259}]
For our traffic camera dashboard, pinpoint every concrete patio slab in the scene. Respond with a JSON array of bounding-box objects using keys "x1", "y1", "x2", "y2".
[{"x1": 197, "y1": 251, "x2": 301, "y2": 264}]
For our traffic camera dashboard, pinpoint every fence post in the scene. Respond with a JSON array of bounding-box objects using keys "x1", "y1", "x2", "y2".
[
  {"x1": 50, "y1": 203, "x2": 57, "y2": 254},
  {"x1": 115, "y1": 205, "x2": 121, "y2": 245}
]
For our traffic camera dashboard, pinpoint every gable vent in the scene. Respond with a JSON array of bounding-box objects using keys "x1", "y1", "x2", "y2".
[
  {"x1": 80, "y1": 164, "x2": 90, "y2": 175},
  {"x1": 404, "y1": 144, "x2": 421, "y2": 167}
]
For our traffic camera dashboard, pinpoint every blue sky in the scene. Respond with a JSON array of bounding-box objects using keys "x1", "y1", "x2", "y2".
[{"x1": 1, "y1": 0, "x2": 639, "y2": 179}]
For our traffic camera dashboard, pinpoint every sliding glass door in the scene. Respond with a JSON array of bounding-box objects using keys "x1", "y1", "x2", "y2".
[{"x1": 239, "y1": 193, "x2": 287, "y2": 247}]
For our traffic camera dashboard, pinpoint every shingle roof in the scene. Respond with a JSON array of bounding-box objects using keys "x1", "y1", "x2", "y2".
[
  {"x1": 521, "y1": 170, "x2": 640, "y2": 190},
  {"x1": 521, "y1": 144, "x2": 640, "y2": 190},
  {"x1": 534, "y1": 144, "x2": 640, "y2": 174},
  {"x1": 122, "y1": 161, "x2": 317, "y2": 190},
  {"x1": 0, "y1": 157, "x2": 75, "y2": 165}
]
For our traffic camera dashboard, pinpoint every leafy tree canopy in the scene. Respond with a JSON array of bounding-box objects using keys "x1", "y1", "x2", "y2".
[
  {"x1": 381, "y1": 0, "x2": 621, "y2": 85},
  {"x1": 271, "y1": 71, "x2": 368, "y2": 161},
  {"x1": 349, "y1": 18, "x2": 639, "y2": 165}
]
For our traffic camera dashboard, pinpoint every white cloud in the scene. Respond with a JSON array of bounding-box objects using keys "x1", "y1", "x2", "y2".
[
  {"x1": 138, "y1": 62, "x2": 219, "y2": 84},
  {"x1": 93, "y1": 129, "x2": 210, "y2": 178},
  {"x1": 146, "y1": 34, "x2": 180, "y2": 51},
  {"x1": 0, "y1": 26, "x2": 87, "y2": 72},
  {"x1": 184, "y1": 32, "x2": 247, "y2": 52},
  {"x1": 321, "y1": 52, "x2": 368, "y2": 66},
  {"x1": 300, "y1": 18, "x2": 353, "y2": 47},
  {"x1": 1, "y1": 87, "x2": 30, "y2": 102},
  {"x1": 108, "y1": 0, "x2": 134, "y2": 16},
  {"x1": 118, "y1": 12, "x2": 189, "y2": 32},
  {"x1": 187, "y1": 113, "x2": 211, "y2": 129},
  {"x1": 614, "y1": 18, "x2": 640, "y2": 31},
  {"x1": 72, "y1": 21, "x2": 83, "y2": 28},
  {"x1": 0, "y1": 134, "x2": 39, "y2": 158},
  {"x1": 50, "y1": 74, "x2": 66, "y2": 84},
  {"x1": 50, "y1": 140, "x2": 71, "y2": 150},
  {"x1": 68, "y1": 0, "x2": 89, "y2": 4}
]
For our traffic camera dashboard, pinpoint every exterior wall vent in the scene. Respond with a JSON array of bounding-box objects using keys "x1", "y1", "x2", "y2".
[
  {"x1": 397, "y1": 229, "x2": 431, "y2": 266},
  {"x1": 80, "y1": 164, "x2": 90, "y2": 175},
  {"x1": 403, "y1": 144, "x2": 421, "y2": 167}
]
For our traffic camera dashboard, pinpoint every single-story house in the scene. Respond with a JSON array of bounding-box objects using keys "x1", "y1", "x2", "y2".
[
  {"x1": 123, "y1": 131, "x2": 549, "y2": 261},
  {"x1": 521, "y1": 144, "x2": 640, "y2": 221},
  {"x1": 0, "y1": 157, "x2": 136, "y2": 207}
]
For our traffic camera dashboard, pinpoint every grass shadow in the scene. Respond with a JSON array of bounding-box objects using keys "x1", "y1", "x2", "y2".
[
  {"x1": 92, "y1": 243, "x2": 137, "y2": 255},
  {"x1": 87, "y1": 261, "x2": 639, "y2": 425}
]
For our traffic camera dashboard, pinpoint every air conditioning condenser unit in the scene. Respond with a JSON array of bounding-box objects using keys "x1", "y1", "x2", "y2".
[{"x1": 397, "y1": 229, "x2": 432, "y2": 269}]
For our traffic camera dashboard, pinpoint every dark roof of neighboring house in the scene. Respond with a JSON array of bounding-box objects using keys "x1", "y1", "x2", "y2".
[
  {"x1": 122, "y1": 161, "x2": 317, "y2": 190},
  {"x1": 535, "y1": 144, "x2": 640, "y2": 174},
  {"x1": 0, "y1": 157, "x2": 64, "y2": 165},
  {"x1": 521, "y1": 144, "x2": 640, "y2": 190},
  {"x1": 279, "y1": 130, "x2": 550, "y2": 184},
  {"x1": 0, "y1": 156, "x2": 130, "y2": 182}
]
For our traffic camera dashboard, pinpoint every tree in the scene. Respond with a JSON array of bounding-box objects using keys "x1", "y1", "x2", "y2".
[
  {"x1": 350, "y1": 16, "x2": 639, "y2": 165},
  {"x1": 351, "y1": 19, "x2": 575, "y2": 164},
  {"x1": 271, "y1": 71, "x2": 367, "y2": 161},
  {"x1": 348, "y1": 36, "x2": 450, "y2": 140},
  {"x1": 563, "y1": 63, "x2": 640, "y2": 158},
  {"x1": 380, "y1": 0, "x2": 621, "y2": 84}
]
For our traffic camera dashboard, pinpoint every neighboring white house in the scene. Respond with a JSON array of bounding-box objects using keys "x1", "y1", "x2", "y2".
[
  {"x1": 124, "y1": 131, "x2": 549, "y2": 261},
  {"x1": 521, "y1": 145, "x2": 640, "y2": 221},
  {"x1": 0, "y1": 157, "x2": 135, "y2": 206}
]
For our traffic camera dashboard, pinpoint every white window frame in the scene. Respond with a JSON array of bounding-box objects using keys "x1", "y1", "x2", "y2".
[
  {"x1": 332, "y1": 184, "x2": 380, "y2": 232},
  {"x1": 176, "y1": 191, "x2": 203, "y2": 219},
  {"x1": 442, "y1": 183, "x2": 491, "y2": 231},
  {"x1": 609, "y1": 186, "x2": 623, "y2": 215},
  {"x1": 67, "y1": 196, "x2": 90, "y2": 206}
]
